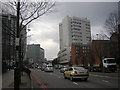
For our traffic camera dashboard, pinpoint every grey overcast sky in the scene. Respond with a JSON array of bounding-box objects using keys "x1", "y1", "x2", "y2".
[{"x1": 27, "y1": 1, "x2": 118, "y2": 60}]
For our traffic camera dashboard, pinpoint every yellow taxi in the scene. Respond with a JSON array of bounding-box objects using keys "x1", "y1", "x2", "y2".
[{"x1": 63, "y1": 66, "x2": 89, "y2": 81}]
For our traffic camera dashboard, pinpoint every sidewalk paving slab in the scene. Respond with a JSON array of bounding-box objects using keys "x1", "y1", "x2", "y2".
[{"x1": 2, "y1": 70, "x2": 32, "y2": 89}]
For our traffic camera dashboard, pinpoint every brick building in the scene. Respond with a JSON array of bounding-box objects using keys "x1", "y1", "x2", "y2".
[
  {"x1": 71, "y1": 44, "x2": 91, "y2": 67},
  {"x1": 91, "y1": 39, "x2": 119, "y2": 67}
]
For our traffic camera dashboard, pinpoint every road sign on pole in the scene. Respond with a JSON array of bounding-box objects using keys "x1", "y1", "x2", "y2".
[
  {"x1": 14, "y1": 1, "x2": 20, "y2": 90},
  {"x1": 15, "y1": 38, "x2": 20, "y2": 46}
]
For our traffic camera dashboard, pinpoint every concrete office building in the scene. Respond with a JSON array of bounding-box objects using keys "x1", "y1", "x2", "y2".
[
  {"x1": 26, "y1": 44, "x2": 45, "y2": 66},
  {"x1": 40, "y1": 47, "x2": 45, "y2": 63},
  {"x1": 58, "y1": 16, "x2": 91, "y2": 66}
]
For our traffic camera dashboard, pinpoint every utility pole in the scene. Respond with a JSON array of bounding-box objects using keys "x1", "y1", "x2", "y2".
[{"x1": 14, "y1": 1, "x2": 20, "y2": 90}]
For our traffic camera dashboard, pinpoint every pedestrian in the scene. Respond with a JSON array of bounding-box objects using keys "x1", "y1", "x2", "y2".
[{"x1": 22, "y1": 66, "x2": 31, "y2": 80}]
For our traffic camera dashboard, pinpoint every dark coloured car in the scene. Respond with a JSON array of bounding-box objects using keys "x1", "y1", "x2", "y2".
[{"x1": 60, "y1": 66, "x2": 69, "y2": 73}]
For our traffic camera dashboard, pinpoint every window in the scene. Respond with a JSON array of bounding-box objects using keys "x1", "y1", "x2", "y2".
[
  {"x1": 107, "y1": 59, "x2": 115, "y2": 63},
  {"x1": 74, "y1": 67, "x2": 86, "y2": 71},
  {"x1": 104, "y1": 60, "x2": 107, "y2": 63},
  {"x1": 69, "y1": 68, "x2": 73, "y2": 71}
]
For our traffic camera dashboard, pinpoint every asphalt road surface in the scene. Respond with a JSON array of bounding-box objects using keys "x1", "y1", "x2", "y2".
[{"x1": 31, "y1": 68, "x2": 119, "y2": 89}]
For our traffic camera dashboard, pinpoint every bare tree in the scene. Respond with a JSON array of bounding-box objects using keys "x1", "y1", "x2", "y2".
[
  {"x1": 2, "y1": 0, "x2": 55, "y2": 30},
  {"x1": 91, "y1": 41, "x2": 104, "y2": 72},
  {"x1": 105, "y1": 10, "x2": 118, "y2": 35},
  {"x1": 1, "y1": 0, "x2": 55, "y2": 65}
]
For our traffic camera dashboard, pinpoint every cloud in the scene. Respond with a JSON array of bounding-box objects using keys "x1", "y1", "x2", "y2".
[
  {"x1": 28, "y1": 20, "x2": 59, "y2": 43},
  {"x1": 41, "y1": 39, "x2": 59, "y2": 60},
  {"x1": 28, "y1": 37, "x2": 59, "y2": 60},
  {"x1": 27, "y1": 2, "x2": 118, "y2": 60},
  {"x1": 27, "y1": 20, "x2": 59, "y2": 60}
]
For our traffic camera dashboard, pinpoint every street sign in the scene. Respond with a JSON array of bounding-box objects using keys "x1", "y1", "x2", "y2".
[{"x1": 15, "y1": 38, "x2": 19, "y2": 46}]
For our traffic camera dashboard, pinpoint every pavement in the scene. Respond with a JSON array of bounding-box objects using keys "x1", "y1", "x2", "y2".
[{"x1": 2, "y1": 69, "x2": 32, "y2": 89}]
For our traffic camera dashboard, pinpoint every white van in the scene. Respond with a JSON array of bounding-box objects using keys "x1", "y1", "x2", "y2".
[{"x1": 102, "y1": 58, "x2": 117, "y2": 72}]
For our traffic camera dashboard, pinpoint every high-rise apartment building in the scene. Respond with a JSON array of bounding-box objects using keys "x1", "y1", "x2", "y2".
[{"x1": 58, "y1": 16, "x2": 91, "y2": 66}]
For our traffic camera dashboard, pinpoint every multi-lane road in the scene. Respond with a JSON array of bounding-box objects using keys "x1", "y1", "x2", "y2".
[{"x1": 31, "y1": 69, "x2": 119, "y2": 89}]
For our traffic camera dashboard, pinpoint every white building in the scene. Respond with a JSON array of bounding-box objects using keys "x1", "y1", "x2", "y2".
[{"x1": 58, "y1": 16, "x2": 91, "y2": 64}]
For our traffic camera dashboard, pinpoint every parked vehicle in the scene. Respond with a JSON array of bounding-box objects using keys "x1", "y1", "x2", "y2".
[
  {"x1": 44, "y1": 65, "x2": 54, "y2": 72},
  {"x1": 60, "y1": 66, "x2": 69, "y2": 73},
  {"x1": 90, "y1": 58, "x2": 117, "y2": 72},
  {"x1": 64, "y1": 67, "x2": 89, "y2": 81},
  {"x1": 41, "y1": 65, "x2": 46, "y2": 71},
  {"x1": 37, "y1": 66, "x2": 41, "y2": 69},
  {"x1": 102, "y1": 58, "x2": 117, "y2": 72},
  {"x1": 54, "y1": 65, "x2": 60, "y2": 69}
]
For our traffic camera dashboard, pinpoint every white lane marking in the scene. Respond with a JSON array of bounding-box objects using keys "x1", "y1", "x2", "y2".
[
  {"x1": 102, "y1": 80, "x2": 109, "y2": 83},
  {"x1": 53, "y1": 74, "x2": 61, "y2": 78},
  {"x1": 58, "y1": 76, "x2": 61, "y2": 78},
  {"x1": 73, "y1": 82, "x2": 79, "y2": 85},
  {"x1": 90, "y1": 74, "x2": 109, "y2": 78},
  {"x1": 90, "y1": 74, "x2": 118, "y2": 79},
  {"x1": 48, "y1": 73, "x2": 62, "y2": 78}
]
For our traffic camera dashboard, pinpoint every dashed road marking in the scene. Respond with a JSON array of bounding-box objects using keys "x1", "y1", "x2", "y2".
[
  {"x1": 90, "y1": 74, "x2": 109, "y2": 78},
  {"x1": 73, "y1": 82, "x2": 79, "y2": 85},
  {"x1": 48, "y1": 73, "x2": 62, "y2": 79},
  {"x1": 102, "y1": 80, "x2": 109, "y2": 83},
  {"x1": 54, "y1": 74, "x2": 61, "y2": 78},
  {"x1": 58, "y1": 76, "x2": 61, "y2": 78},
  {"x1": 90, "y1": 74, "x2": 118, "y2": 79}
]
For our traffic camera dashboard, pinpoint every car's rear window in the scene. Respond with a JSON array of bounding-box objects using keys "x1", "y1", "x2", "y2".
[
  {"x1": 73, "y1": 67, "x2": 86, "y2": 71},
  {"x1": 48, "y1": 66, "x2": 53, "y2": 67}
]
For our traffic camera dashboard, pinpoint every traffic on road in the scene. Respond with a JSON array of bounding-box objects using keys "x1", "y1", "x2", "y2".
[{"x1": 30, "y1": 65, "x2": 119, "y2": 88}]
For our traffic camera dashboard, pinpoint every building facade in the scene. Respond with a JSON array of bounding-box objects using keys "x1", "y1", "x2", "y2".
[
  {"x1": 40, "y1": 47, "x2": 45, "y2": 64},
  {"x1": 1, "y1": 14, "x2": 17, "y2": 72},
  {"x1": 58, "y1": 16, "x2": 91, "y2": 66},
  {"x1": 71, "y1": 44, "x2": 91, "y2": 67},
  {"x1": 91, "y1": 39, "x2": 119, "y2": 67},
  {"x1": 26, "y1": 44, "x2": 45, "y2": 66},
  {"x1": 1, "y1": 14, "x2": 27, "y2": 73}
]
